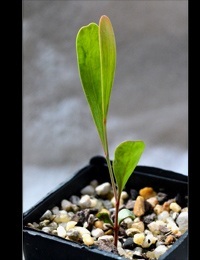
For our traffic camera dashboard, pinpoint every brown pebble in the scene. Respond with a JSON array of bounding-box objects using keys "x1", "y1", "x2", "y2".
[
  {"x1": 104, "y1": 229, "x2": 113, "y2": 235},
  {"x1": 162, "y1": 199, "x2": 175, "y2": 212},
  {"x1": 133, "y1": 196, "x2": 145, "y2": 217},
  {"x1": 165, "y1": 234, "x2": 175, "y2": 245},
  {"x1": 146, "y1": 197, "x2": 158, "y2": 208},
  {"x1": 139, "y1": 187, "x2": 157, "y2": 199},
  {"x1": 94, "y1": 220, "x2": 104, "y2": 229},
  {"x1": 154, "y1": 204, "x2": 164, "y2": 215}
]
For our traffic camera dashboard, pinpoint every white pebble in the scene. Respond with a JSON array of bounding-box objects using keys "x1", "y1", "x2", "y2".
[
  {"x1": 91, "y1": 228, "x2": 104, "y2": 238},
  {"x1": 61, "y1": 199, "x2": 72, "y2": 211},
  {"x1": 98, "y1": 235, "x2": 114, "y2": 241},
  {"x1": 90, "y1": 179, "x2": 98, "y2": 188},
  {"x1": 131, "y1": 221, "x2": 145, "y2": 232},
  {"x1": 65, "y1": 221, "x2": 77, "y2": 231},
  {"x1": 57, "y1": 226, "x2": 67, "y2": 238},
  {"x1": 126, "y1": 228, "x2": 140, "y2": 237},
  {"x1": 90, "y1": 197, "x2": 98, "y2": 208},
  {"x1": 142, "y1": 233, "x2": 157, "y2": 248},
  {"x1": 147, "y1": 220, "x2": 166, "y2": 235},
  {"x1": 79, "y1": 195, "x2": 91, "y2": 208},
  {"x1": 170, "y1": 211, "x2": 179, "y2": 220},
  {"x1": 176, "y1": 211, "x2": 188, "y2": 234},
  {"x1": 133, "y1": 233, "x2": 145, "y2": 246},
  {"x1": 132, "y1": 246, "x2": 143, "y2": 256},
  {"x1": 59, "y1": 222, "x2": 68, "y2": 229},
  {"x1": 40, "y1": 210, "x2": 52, "y2": 221},
  {"x1": 166, "y1": 217, "x2": 179, "y2": 234},
  {"x1": 82, "y1": 233, "x2": 94, "y2": 246},
  {"x1": 51, "y1": 206, "x2": 60, "y2": 215},
  {"x1": 95, "y1": 182, "x2": 111, "y2": 196},
  {"x1": 54, "y1": 210, "x2": 71, "y2": 223},
  {"x1": 146, "y1": 250, "x2": 155, "y2": 259},
  {"x1": 121, "y1": 191, "x2": 129, "y2": 200},
  {"x1": 122, "y1": 217, "x2": 134, "y2": 228},
  {"x1": 181, "y1": 207, "x2": 188, "y2": 212},
  {"x1": 41, "y1": 227, "x2": 52, "y2": 233},
  {"x1": 73, "y1": 226, "x2": 90, "y2": 237},
  {"x1": 48, "y1": 222, "x2": 58, "y2": 229},
  {"x1": 80, "y1": 185, "x2": 95, "y2": 195},
  {"x1": 157, "y1": 211, "x2": 169, "y2": 221},
  {"x1": 170, "y1": 202, "x2": 181, "y2": 212},
  {"x1": 154, "y1": 245, "x2": 168, "y2": 259}
]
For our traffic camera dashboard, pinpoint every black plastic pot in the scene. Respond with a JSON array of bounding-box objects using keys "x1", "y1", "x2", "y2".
[{"x1": 23, "y1": 156, "x2": 188, "y2": 260}]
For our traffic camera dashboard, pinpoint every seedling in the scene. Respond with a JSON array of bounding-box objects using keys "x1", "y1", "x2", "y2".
[{"x1": 76, "y1": 15, "x2": 145, "y2": 247}]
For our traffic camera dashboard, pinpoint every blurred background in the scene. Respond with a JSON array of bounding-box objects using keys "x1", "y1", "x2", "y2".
[{"x1": 23, "y1": 1, "x2": 188, "y2": 212}]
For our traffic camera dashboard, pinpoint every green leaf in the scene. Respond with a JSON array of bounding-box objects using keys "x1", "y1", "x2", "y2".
[
  {"x1": 96, "y1": 212, "x2": 114, "y2": 226},
  {"x1": 113, "y1": 140, "x2": 145, "y2": 194},
  {"x1": 99, "y1": 15, "x2": 116, "y2": 118},
  {"x1": 118, "y1": 208, "x2": 135, "y2": 224},
  {"x1": 76, "y1": 23, "x2": 105, "y2": 146},
  {"x1": 76, "y1": 16, "x2": 116, "y2": 153}
]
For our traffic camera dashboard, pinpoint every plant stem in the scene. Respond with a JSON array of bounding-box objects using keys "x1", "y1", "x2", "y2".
[
  {"x1": 103, "y1": 121, "x2": 119, "y2": 247},
  {"x1": 113, "y1": 193, "x2": 121, "y2": 247},
  {"x1": 103, "y1": 117, "x2": 117, "y2": 199},
  {"x1": 105, "y1": 155, "x2": 117, "y2": 199},
  {"x1": 105, "y1": 155, "x2": 119, "y2": 247}
]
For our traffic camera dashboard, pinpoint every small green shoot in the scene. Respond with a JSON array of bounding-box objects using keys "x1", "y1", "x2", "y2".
[
  {"x1": 76, "y1": 15, "x2": 145, "y2": 247},
  {"x1": 96, "y1": 212, "x2": 114, "y2": 226},
  {"x1": 118, "y1": 208, "x2": 135, "y2": 225}
]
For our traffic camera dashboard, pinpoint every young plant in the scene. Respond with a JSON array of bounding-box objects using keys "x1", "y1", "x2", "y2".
[{"x1": 76, "y1": 15, "x2": 145, "y2": 247}]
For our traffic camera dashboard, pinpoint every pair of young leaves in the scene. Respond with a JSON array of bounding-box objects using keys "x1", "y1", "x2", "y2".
[{"x1": 76, "y1": 15, "x2": 145, "y2": 198}]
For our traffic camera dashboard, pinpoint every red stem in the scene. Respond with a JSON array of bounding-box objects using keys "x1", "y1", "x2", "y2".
[{"x1": 113, "y1": 193, "x2": 121, "y2": 247}]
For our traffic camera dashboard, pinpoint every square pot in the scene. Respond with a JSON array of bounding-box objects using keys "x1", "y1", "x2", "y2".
[{"x1": 23, "y1": 156, "x2": 188, "y2": 260}]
